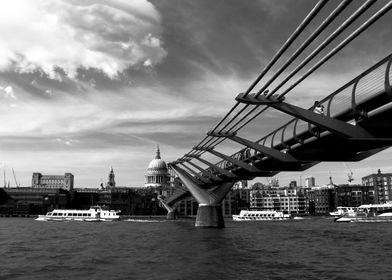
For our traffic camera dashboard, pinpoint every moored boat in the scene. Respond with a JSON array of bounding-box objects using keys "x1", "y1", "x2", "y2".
[
  {"x1": 233, "y1": 210, "x2": 291, "y2": 221},
  {"x1": 329, "y1": 206, "x2": 357, "y2": 217},
  {"x1": 35, "y1": 206, "x2": 121, "y2": 222},
  {"x1": 335, "y1": 202, "x2": 392, "y2": 223}
]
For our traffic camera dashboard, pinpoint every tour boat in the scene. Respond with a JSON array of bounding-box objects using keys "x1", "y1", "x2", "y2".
[
  {"x1": 232, "y1": 210, "x2": 291, "y2": 221},
  {"x1": 329, "y1": 206, "x2": 357, "y2": 217},
  {"x1": 335, "y1": 202, "x2": 392, "y2": 223},
  {"x1": 35, "y1": 206, "x2": 121, "y2": 222}
]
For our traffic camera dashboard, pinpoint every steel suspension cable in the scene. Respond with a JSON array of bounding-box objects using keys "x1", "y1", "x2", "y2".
[
  {"x1": 179, "y1": 0, "x2": 392, "y2": 166},
  {"x1": 227, "y1": 0, "x2": 392, "y2": 144},
  {"x1": 183, "y1": 0, "x2": 329, "y2": 153},
  {"x1": 185, "y1": 0, "x2": 355, "y2": 159},
  {"x1": 223, "y1": 0, "x2": 380, "y2": 136},
  {"x1": 201, "y1": 0, "x2": 353, "y2": 148}
]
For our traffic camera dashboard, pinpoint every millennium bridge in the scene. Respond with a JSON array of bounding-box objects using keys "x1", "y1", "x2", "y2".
[{"x1": 160, "y1": 0, "x2": 392, "y2": 227}]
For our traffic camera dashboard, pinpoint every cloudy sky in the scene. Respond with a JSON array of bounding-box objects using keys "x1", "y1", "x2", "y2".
[{"x1": 0, "y1": 0, "x2": 391, "y2": 188}]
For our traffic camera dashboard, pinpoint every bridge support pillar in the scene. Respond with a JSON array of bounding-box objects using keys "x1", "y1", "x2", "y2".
[
  {"x1": 166, "y1": 210, "x2": 177, "y2": 220},
  {"x1": 170, "y1": 164, "x2": 234, "y2": 228},
  {"x1": 196, "y1": 205, "x2": 224, "y2": 228},
  {"x1": 158, "y1": 196, "x2": 178, "y2": 220}
]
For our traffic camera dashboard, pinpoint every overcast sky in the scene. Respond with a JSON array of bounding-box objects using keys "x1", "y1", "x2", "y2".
[{"x1": 0, "y1": 0, "x2": 391, "y2": 188}]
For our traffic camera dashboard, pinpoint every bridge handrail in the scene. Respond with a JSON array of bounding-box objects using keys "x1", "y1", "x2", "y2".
[{"x1": 205, "y1": 53, "x2": 392, "y2": 176}]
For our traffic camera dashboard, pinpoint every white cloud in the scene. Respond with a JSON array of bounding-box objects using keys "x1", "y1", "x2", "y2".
[
  {"x1": 0, "y1": 0, "x2": 167, "y2": 79},
  {"x1": 142, "y1": 33, "x2": 162, "y2": 48},
  {"x1": 1, "y1": 86, "x2": 16, "y2": 99}
]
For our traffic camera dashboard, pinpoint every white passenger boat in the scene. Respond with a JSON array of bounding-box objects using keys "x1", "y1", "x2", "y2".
[
  {"x1": 233, "y1": 210, "x2": 291, "y2": 221},
  {"x1": 335, "y1": 202, "x2": 392, "y2": 223},
  {"x1": 35, "y1": 206, "x2": 121, "y2": 222},
  {"x1": 329, "y1": 206, "x2": 357, "y2": 217}
]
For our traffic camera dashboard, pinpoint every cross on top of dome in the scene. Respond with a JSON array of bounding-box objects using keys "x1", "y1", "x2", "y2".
[{"x1": 155, "y1": 144, "x2": 161, "y2": 159}]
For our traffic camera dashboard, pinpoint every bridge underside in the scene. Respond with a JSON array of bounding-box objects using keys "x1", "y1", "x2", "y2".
[
  {"x1": 192, "y1": 94, "x2": 392, "y2": 188},
  {"x1": 164, "y1": 49, "x2": 392, "y2": 227},
  {"x1": 166, "y1": 95, "x2": 392, "y2": 227}
]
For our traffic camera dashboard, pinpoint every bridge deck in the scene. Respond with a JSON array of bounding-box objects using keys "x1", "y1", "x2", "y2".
[{"x1": 193, "y1": 54, "x2": 392, "y2": 187}]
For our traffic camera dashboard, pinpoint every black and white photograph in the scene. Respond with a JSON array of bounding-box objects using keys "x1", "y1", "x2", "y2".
[{"x1": 1, "y1": 0, "x2": 392, "y2": 279}]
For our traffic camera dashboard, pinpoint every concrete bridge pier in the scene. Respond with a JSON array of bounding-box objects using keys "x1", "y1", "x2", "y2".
[
  {"x1": 158, "y1": 196, "x2": 177, "y2": 220},
  {"x1": 166, "y1": 210, "x2": 177, "y2": 220},
  {"x1": 195, "y1": 204, "x2": 224, "y2": 228},
  {"x1": 170, "y1": 165, "x2": 234, "y2": 228}
]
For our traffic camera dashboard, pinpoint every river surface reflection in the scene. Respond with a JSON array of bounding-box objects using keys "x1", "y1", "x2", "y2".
[{"x1": 1, "y1": 217, "x2": 391, "y2": 280}]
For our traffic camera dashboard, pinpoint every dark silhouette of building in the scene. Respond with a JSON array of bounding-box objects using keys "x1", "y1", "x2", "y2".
[
  {"x1": 334, "y1": 184, "x2": 374, "y2": 207},
  {"x1": 106, "y1": 167, "x2": 116, "y2": 188},
  {"x1": 307, "y1": 178, "x2": 336, "y2": 214},
  {"x1": 0, "y1": 187, "x2": 69, "y2": 215}
]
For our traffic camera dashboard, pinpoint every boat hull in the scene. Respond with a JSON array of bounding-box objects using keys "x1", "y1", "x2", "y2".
[
  {"x1": 233, "y1": 216, "x2": 291, "y2": 221},
  {"x1": 335, "y1": 206, "x2": 392, "y2": 223},
  {"x1": 35, "y1": 216, "x2": 119, "y2": 222},
  {"x1": 233, "y1": 210, "x2": 291, "y2": 221},
  {"x1": 35, "y1": 206, "x2": 121, "y2": 222}
]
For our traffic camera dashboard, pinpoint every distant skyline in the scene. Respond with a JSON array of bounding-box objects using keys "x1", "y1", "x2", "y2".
[{"x1": 0, "y1": 0, "x2": 391, "y2": 188}]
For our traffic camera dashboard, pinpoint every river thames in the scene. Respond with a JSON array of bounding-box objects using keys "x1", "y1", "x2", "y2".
[{"x1": 1, "y1": 217, "x2": 392, "y2": 280}]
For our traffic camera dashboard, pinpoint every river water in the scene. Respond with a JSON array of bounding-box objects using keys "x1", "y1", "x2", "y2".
[{"x1": 1, "y1": 217, "x2": 392, "y2": 280}]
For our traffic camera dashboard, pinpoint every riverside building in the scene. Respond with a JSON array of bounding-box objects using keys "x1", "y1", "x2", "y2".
[
  {"x1": 362, "y1": 169, "x2": 392, "y2": 204},
  {"x1": 32, "y1": 172, "x2": 74, "y2": 191},
  {"x1": 334, "y1": 184, "x2": 374, "y2": 207},
  {"x1": 250, "y1": 184, "x2": 307, "y2": 214},
  {"x1": 305, "y1": 177, "x2": 316, "y2": 188}
]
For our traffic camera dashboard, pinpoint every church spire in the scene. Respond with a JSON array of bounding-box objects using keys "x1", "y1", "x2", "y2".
[
  {"x1": 107, "y1": 167, "x2": 115, "y2": 188},
  {"x1": 155, "y1": 144, "x2": 161, "y2": 159}
]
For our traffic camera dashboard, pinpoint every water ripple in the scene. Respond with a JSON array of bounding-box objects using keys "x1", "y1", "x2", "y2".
[{"x1": 1, "y1": 218, "x2": 392, "y2": 279}]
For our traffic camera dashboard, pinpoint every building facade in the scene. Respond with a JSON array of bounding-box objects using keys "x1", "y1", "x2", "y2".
[
  {"x1": 307, "y1": 186, "x2": 335, "y2": 214},
  {"x1": 305, "y1": 177, "x2": 316, "y2": 188},
  {"x1": 334, "y1": 184, "x2": 374, "y2": 207},
  {"x1": 362, "y1": 169, "x2": 392, "y2": 204},
  {"x1": 32, "y1": 173, "x2": 74, "y2": 191},
  {"x1": 250, "y1": 185, "x2": 307, "y2": 214}
]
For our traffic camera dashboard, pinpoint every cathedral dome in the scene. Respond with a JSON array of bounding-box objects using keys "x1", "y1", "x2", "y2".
[
  {"x1": 146, "y1": 146, "x2": 168, "y2": 175},
  {"x1": 145, "y1": 145, "x2": 170, "y2": 189}
]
